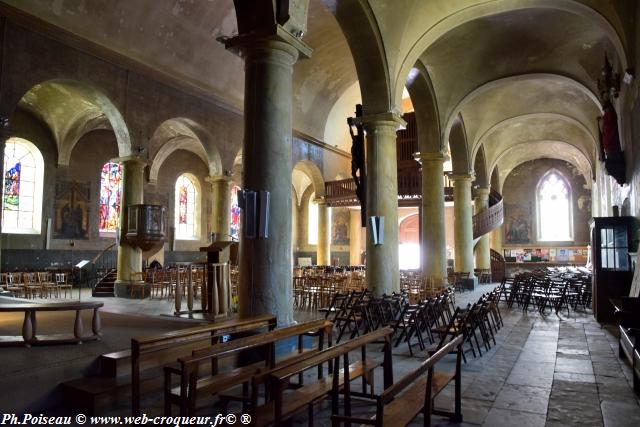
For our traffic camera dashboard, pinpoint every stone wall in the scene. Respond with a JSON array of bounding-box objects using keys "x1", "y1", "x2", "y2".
[{"x1": 502, "y1": 159, "x2": 592, "y2": 247}]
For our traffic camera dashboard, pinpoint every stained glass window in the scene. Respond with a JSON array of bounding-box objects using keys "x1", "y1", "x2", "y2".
[
  {"x1": 2, "y1": 138, "x2": 44, "y2": 234},
  {"x1": 308, "y1": 192, "x2": 318, "y2": 245},
  {"x1": 230, "y1": 185, "x2": 241, "y2": 240},
  {"x1": 99, "y1": 161, "x2": 122, "y2": 232},
  {"x1": 537, "y1": 171, "x2": 572, "y2": 241},
  {"x1": 175, "y1": 174, "x2": 198, "y2": 239}
]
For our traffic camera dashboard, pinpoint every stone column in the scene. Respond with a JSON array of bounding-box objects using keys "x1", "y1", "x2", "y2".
[
  {"x1": 451, "y1": 174, "x2": 475, "y2": 277},
  {"x1": 224, "y1": 29, "x2": 311, "y2": 326},
  {"x1": 363, "y1": 113, "x2": 405, "y2": 296},
  {"x1": 349, "y1": 209, "x2": 363, "y2": 265},
  {"x1": 207, "y1": 175, "x2": 232, "y2": 240},
  {"x1": 419, "y1": 152, "x2": 447, "y2": 287},
  {"x1": 114, "y1": 156, "x2": 146, "y2": 297},
  {"x1": 474, "y1": 187, "x2": 491, "y2": 270},
  {"x1": 316, "y1": 200, "x2": 331, "y2": 265},
  {"x1": 491, "y1": 225, "x2": 503, "y2": 254}
]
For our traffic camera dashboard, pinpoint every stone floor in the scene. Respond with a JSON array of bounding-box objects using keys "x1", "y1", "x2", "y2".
[{"x1": 1, "y1": 284, "x2": 639, "y2": 426}]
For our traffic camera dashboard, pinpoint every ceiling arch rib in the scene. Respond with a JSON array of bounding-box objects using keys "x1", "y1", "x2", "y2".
[
  {"x1": 405, "y1": 60, "x2": 442, "y2": 154},
  {"x1": 148, "y1": 118, "x2": 222, "y2": 184},
  {"x1": 443, "y1": 73, "x2": 602, "y2": 147},
  {"x1": 393, "y1": 0, "x2": 629, "y2": 109},
  {"x1": 493, "y1": 140, "x2": 593, "y2": 190},
  {"x1": 17, "y1": 79, "x2": 131, "y2": 165},
  {"x1": 477, "y1": 112, "x2": 597, "y2": 177}
]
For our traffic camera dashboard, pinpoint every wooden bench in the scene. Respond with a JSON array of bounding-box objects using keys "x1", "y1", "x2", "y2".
[
  {"x1": 0, "y1": 301, "x2": 103, "y2": 346},
  {"x1": 253, "y1": 327, "x2": 394, "y2": 427},
  {"x1": 167, "y1": 319, "x2": 333, "y2": 416},
  {"x1": 614, "y1": 297, "x2": 640, "y2": 392},
  {"x1": 332, "y1": 334, "x2": 464, "y2": 427},
  {"x1": 131, "y1": 314, "x2": 276, "y2": 415}
]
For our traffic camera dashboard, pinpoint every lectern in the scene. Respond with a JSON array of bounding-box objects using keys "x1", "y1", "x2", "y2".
[{"x1": 200, "y1": 241, "x2": 238, "y2": 316}]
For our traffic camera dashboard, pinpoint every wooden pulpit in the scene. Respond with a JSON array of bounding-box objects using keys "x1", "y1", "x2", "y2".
[{"x1": 200, "y1": 242, "x2": 238, "y2": 316}]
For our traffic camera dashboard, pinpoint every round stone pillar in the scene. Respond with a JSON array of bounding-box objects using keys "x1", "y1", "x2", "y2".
[
  {"x1": 474, "y1": 187, "x2": 491, "y2": 270},
  {"x1": 316, "y1": 200, "x2": 331, "y2": 265},
  {"x1": 491, "y1": 225, "x2": 503, "y2": 253},
  {"x1": 349, "y1": 209, "x2": 363, "y2": 265},
  {"x1": 451, "y1": 174, "x2": 475, "y2": 276},
  {"x1": 363, "y1": 113, "x2": 405, "y2": 296},
  {"x1": 226, "y1": 33, "x2": 311, "y2": 326},
  {"x1": 207, "y1": 175, "x2": 232, "y2": 240},
  {"x1": 419, "y1": 152, "x2": 447, "y2": 287},
  {"x1": 115, "y1": 156, "x2": 146, "y2": 296}
]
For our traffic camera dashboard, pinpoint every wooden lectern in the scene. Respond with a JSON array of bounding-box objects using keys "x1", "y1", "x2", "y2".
[{"x1": 200, "y1": 242, "x2": 238, "y2": 316}]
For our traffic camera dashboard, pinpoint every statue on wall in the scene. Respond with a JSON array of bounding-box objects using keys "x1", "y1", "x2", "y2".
[{"x1": 348, "y1": 104, "x2": 366, "y2": 225}]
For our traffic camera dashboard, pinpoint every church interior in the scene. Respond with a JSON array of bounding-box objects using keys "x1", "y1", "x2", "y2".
[{"x1": 1, "y1": 0, "x2": 640, "y2": 425}]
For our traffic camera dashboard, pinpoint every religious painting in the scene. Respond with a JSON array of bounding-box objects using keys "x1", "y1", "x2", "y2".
[
  {"x1": 54, "y1": 181, "x2": 90, "y2": 239},
  {"x1": 230, "y1": 185, "x2": 241, "y2": 240},
  {"x1": 331, "y1": 210, "x2": 350, "y2": 245},
  {"x1": 505, "y1": 203, "x2": 531, "y2": 244},
  {"x1": 3, "y1": 161, "x2": 20, "y2": 210}
]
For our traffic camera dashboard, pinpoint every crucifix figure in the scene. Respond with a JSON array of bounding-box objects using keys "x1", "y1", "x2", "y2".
[{"x1": 347, "y1": 104, "x2": 366, "y2": 225}]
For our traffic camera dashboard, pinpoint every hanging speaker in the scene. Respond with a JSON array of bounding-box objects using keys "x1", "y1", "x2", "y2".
[
  {"x1": 258, "y1": 191, "x2": 270, "y2": 239},
  {"x1": 369, "y1": 216, "x2": 384, "y2": 246},
  {"x1": 244, "y1": 191, "x2": 257, "y2": 239},
  {"x1": 45, "y1": 218, "x2": 52, "y2": 250}
]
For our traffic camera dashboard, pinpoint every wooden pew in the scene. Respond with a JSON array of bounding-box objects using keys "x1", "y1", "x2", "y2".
[
  {"x1": 167, "y1": 319, "x2": 333, "y2": 416},
  {"x1": 0, "y1": 301, "x2": 103, "y2": 346},
  {"x1": 131, "y1": 314, "x2": 276, "y2": 415},
  {"x1": 253, "y1": 327, "x2": 394, "y2": 427},
  {"x1": 332, "y1": 334, "x2": 464, "y2": 427},
  {"x1": 614, "y1": 297, "x2": 640, "y2": 392}
]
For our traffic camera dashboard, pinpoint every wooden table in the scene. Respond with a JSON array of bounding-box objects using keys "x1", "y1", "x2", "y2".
[{"x1": 0, "y1": 301, "x2": 103, "y2": 346}]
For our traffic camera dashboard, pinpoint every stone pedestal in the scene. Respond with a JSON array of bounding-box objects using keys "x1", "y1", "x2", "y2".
[
  {"x1": 419, "y1": 152, "x2": 447, "y2": 287},
  {"x1": 114, "y1": 156, "x2": 146, "y2": 298},
  {"x1": 474, "y1": 187, "x2": 491, "y2": 270},
  {"x1": 224, "y1": 27, "x2": 311, "y2": 326},
  {"x1": 207, "y1": 175, "x2": 233, "y2": 239},
  {"x1": 349, "y1": 209, "x2": 363, "y2": 265},
  {"x1": 363, "y1": 113, "x2": 405, "y2": 296},
  {"x1": 316, "y1": 200, "x2": 331, "y2": 265},
  {"x1": 451, "y1": 174, "x2": 475, "y2": 278}
]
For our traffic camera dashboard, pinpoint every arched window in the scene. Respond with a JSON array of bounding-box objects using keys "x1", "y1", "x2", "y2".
[
  {"x1": 537, "y1": 171, "x2": 572, "y2": 241},
  {"x1": 2, "y1": 138, "x2": 44, "y2": 234},
  {"x1": 175, "y1": 174, "x2": 199, "y2": 239},
  {"x1": 230, "y1": 185, "x2": 241, "y2": 240},
  {"x1": 99, "y1": 161, "x2": 122, "y2": 233},
  {"x1": 308, "y1": 192, "x2": 318, "y2": 245}
]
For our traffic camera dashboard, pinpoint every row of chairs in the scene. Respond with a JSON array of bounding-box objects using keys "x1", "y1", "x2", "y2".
[
  {"x1": 501, "y1": 269, "x2": 591, "y2": 315},
  {"x1": 1, "y1": 271, "x2": 72, "y2": 299}
]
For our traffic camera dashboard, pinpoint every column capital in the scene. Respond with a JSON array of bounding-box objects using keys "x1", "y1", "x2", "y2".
[
  {"x1": 362, "y1": 112, "x2": 407, "y2": 129},
  {"x1": 223, "y1": 24, "x2": 312, "y2": 61},
  {"x1": 415, "y1": 151, "x2": 447, "y2": 163},
  {"x1": 111, "y1": 155, "x2": 147, "y2": 168},
  {"x1": 475, "y1": 186, "x2": 491, "y2": 198},
  {"x1": 205, "y1": 174, "x2": 233, "y2": 186},
  {"x1": 449, "y1": 173, "x2": 475, "y2": 183}
]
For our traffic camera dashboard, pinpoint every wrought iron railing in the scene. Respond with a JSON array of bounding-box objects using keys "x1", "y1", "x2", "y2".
[
  {"x1": 88, "y1": 242, "x2": 117, "y2": 289},
  {"x1": 472, "y1": 189, "x2": 504, "y2": 239}
]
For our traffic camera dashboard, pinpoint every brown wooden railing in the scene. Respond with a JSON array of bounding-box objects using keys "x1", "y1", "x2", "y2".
[
  {"x1": 89, "y1": 242, "x2": 117, "y2": 289},
  {"x1": 472, "y1": 189, "x2": 504, "y2": 239}
]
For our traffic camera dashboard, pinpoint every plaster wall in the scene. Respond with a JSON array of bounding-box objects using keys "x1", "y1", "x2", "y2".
[{"x1": 502, "y1": 159, "x2": 591, "y2": 248}]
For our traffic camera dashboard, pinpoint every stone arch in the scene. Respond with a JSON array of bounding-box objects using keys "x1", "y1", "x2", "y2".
[
  {"x1": 490, "y1": 166, "x2": 501, "y2": 193},
  {"x1": 405, "y1": 60, "x2": 442, "y2": 153},
  {"x1": 392, "y1": 0, "x2": 629, "y2": 107},
  {"x1": 16, "y1": 79, "x2": 131, "y2": 166},
  {"x1": 293, "y1": 160, "x2": 325, "y2": 199},
  {"x1": 321, "y1": 0, "x2": 392, "y2": 114},
  {"x1": 473, "y1": 145, "x2": 489, "y2": 188},
  {"x1": 445, "y1": 73, "x2": 602, "y2": 147},
  {"x1": 148, "y1": 118, "x2": 222, "y2": 184},
  {"x1": 448, "y1": 114, "x2": 471, "y2": 175}
]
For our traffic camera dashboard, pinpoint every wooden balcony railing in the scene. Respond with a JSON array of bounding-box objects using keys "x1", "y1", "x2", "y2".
[{"x1": 472, "y1": 189, "x2": 504, "y2": 239}]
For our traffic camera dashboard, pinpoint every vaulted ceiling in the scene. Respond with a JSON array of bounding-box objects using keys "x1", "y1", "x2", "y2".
[{"x1": 2, "y1": 0, "x2": 636, "y2": 187}]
